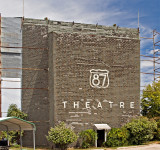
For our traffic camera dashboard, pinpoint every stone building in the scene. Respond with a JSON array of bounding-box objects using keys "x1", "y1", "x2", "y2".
[{"x1": 21, "y1": 18, "x2": 140, "y2": 147}]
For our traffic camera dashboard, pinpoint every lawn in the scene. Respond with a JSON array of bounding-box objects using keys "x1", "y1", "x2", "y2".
[
  {"x1": 9, "y1": 141, "x2": 160, "y2": 150},
  {"x1": 10, "y1": 147, "x2": 49, "y2": 150}
]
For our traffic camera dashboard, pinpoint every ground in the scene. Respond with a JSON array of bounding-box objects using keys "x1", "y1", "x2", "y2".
[
  {"x1": 10, "y1": 142, "x2": 160, "y2": 150},
  {"x1": 116, "y1": 143, "x2": 160, "y2": 150}
]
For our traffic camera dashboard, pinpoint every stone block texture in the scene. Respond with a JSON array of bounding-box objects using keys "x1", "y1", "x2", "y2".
[
  {"x1": 22, "y1": 18, "x2": 140, "y2": 146},
  {"x1": 22, "y1": 21, "x2": 49, "y2": 146}
]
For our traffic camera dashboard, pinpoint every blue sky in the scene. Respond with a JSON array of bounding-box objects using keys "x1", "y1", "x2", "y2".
[
  {"x1": 0, "y1": 0, "x2": 159, "y2": 28},
  {"x1": 0, "y1": 0, "x2": 159, "y2": 112},
  {"x1": 0, "y1": 0, "x2": 159, "y2": 52}
]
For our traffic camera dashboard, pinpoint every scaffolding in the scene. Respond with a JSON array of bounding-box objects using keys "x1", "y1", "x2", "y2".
[
  {"x1": 0, "y1": 17, "x2": 48, "y2": 117},
  {"x1": 0, "y1": 14, "x2": 1, "y2": 117},
  {"x1": 140, "y1": 30, "x2": 160, "y2": 91}
]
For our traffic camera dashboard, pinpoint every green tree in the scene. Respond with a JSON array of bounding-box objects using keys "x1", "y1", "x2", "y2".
[
  {"x1": 46, "y1": 122, "x2": 77, "y2": 150},
  {"x1": 141, "y1": 81, "x2": 160, "y2": 118},
  {"x1": 3, "y1": 104, "x2": 28, "y2": 144},
  {"x1": 124, "y1": 117, "x2": 157, "y2": 145},
  {"x1": 7, "y1": 104, "x2": 27, "y2": 119}
]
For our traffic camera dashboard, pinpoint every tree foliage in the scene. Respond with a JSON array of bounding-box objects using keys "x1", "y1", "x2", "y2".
[
  {"x1": 79, "y1": 129, "x2": 97, "y2": 148},
  {"x1": 105, "y1": 128, "x2": 129, "y2": 147},
  {"x1": 124, "y1": 117, "x2": 157, "y2": 145},
  {"x1": 7, "y1": 104, "x2": 27, "y2": 119},
  {"x1": 46, "y1": 122, "x2": 77, "y2": 150},
  {"x1": 141, "y1": 81, "x2": 160, "y2": 118}
]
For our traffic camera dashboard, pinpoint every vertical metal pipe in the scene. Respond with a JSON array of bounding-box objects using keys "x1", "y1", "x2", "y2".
[
  {"x1": 138, "y1": 10, "x2": 140, "y2": 40},
  {"x1": 153, "y1": 30, "x2": 156, "y2": 81},
  {"x1": 23, "y1": 0, "x2": 24, "y2": 18},
  {"x1": 20, "y1": 128, "x2": 22, "y2": 150},
  {"x1": 33, "y1": 129, "x2": 36, "y2": 150},
  {"x1": 7, "y1": 128, "x2": 9, "y2": 146},
  {"x1": 0, "y1": 13, "x2": 2, "y2": 117},
  {"x1": 104, "y1": 130, "x2": 107, "y2": 142},
  {"x1": 138, "y1": 9, "x2": 139, "y2": 29},
  {"x1": 95, "y1": 130, "x2": 97, "y2": 147}
]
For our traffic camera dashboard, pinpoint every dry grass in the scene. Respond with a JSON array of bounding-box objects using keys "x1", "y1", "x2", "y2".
[
  {"x1": 10, "y1": 147, "x2": 49, "y2": 150},
  {"x1": 9, "y1": 141, "x2": 160, "y2": 150}
]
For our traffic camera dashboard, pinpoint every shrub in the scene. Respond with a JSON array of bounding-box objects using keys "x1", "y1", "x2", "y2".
[
  {"x1": 124, "y1": 117, "x2": 157, "y2": 145},
  {"x1": 105, "y1": 127, "x2": 129, "y2": 147},
  {"x1": 152, "y1": 118, "x2": 160, "y2": 140},
  {"x1": 156, "y1": 120, "x2": 160, "y2": 128},
  {"x1": 79, "y1": 129, "x2": 97, "y2": 148},
  {"x1": 81, "y1": 142, "x2": 90, "y2": 149},
  {"x1": 46, "y1": 122, "x2": 77, "y2": 150},
  {"x1": 155, "y1": 128, "x2": 160, "y2": 140}
]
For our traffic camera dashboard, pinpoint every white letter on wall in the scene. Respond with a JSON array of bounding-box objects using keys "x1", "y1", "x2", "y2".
[
  {"x1": 130, "y1": 102, "x2": 135, "y2": 109},
  {"x1": 97, "y1": 102, "x2": 102, "y2": 109},
  {"x1": 86, "y1": 102, "x2": 91, "y2": 109},
  {"x1": 62, "y1": 101, "x2": 67, "y2": 108},
  {"x1": 120, "y1": 102, "x2": 124, "y2": 108},
  {"x1": 109, "y1": 102, "x2": 113, "y2": 108},
  {"x1": 74, "y1": 101, "x2": 79, "y2": 108}
]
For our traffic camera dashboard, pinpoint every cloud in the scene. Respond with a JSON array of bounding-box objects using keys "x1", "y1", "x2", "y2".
[
  {"x1": 0, "y1": 0, "x2": 107, "y2": 23},
  {"x1": 0, "y1": 0, "x2": 23, "y2": 17},
  {"x1": 24, "y1": 0, "x2": 127, "y2": 25},
  {"x1": 141, "y1": 73, "x2": 153, "y2": 87},
  {"x1": 0, "y1": 0, "x2": 134, "y2": 26},
  {"x1": 141, "y1": 61, "x2": 153, "y2": 68},
  {"x1": 140, "y1": 66, "x2": 154, "y2": 88},
  {"x1": 149, "y1": 49, "x2": 160, "y2": 54},
  {"x1": 139, "y1": 25, "x2": 153, "y2": 49},
  {"x1": 0, "y1": 0, "x2": 158, "y2": 109}
]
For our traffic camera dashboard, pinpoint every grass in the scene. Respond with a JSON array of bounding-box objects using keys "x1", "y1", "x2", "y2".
[
  {"x1": 10, "y1": 146, "x2": 49, "y2": 150},
  {"x1": 9, "y1": 141, "x2": 160, "y2": 150}
]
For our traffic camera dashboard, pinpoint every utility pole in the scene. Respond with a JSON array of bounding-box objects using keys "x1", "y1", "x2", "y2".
[{"x1": 23, "y1": 0, "x2": 24, "y2": 18}]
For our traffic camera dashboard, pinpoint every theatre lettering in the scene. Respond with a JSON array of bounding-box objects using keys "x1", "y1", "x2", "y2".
[{"x1": 63, "y1": 101, "x2": 135, "y2": 109}]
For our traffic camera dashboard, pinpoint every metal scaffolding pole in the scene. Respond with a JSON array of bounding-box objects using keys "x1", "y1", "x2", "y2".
[
  {"x1": 0, "y1": 14, "x2": 1, "y2": 117},
  {"x1": 153, "y1": 30, "x2": 156, "y2": 81},
  {"x1": 140, "y1": 30, "x2": 160, "y2": 92},
  {"x1": 33, "y1": 129, "x2": 36, "y2": 150}
]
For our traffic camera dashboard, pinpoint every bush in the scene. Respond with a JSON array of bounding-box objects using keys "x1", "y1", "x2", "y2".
[
  {"x1": 46, "y1": 122, "x2": 77, "y2": 150},
  {"x1": 152, "y1": 118, "x2": 160, "y2": 140},
  {"x1": 81, "y1": 142, "x2": 90, "y2": 149},
  {"x1": 79, "y1": 129, "x2": 97, "y2": 148},
  {"x1": 124, "y1": 117, "x2": 157, "y2": 145},
  {"x1": 156, "y1": 120, "x2": 160, "y2": 128},
  {"x1": 105, "y1": 128, "x2": 129, "y2": 147},
  {"x1": 154, "y1": 128, "x2": 160, "y2": 140}
]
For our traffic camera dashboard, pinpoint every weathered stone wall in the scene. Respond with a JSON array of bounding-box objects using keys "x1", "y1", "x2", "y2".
[
  {"x1": 22, "y1": 22, "x2": 49, "y2": 146},
  {"x1": 49, "y1": 32, "x2": 140, "y2": 133},
  {"x1": 22, "y1": 18, "x2": 140, "y2": 146}
]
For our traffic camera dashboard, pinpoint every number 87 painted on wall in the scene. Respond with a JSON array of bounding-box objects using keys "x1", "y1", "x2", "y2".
[{"x1": 90, "y1": 69, "x2": 109, "y2": 88}]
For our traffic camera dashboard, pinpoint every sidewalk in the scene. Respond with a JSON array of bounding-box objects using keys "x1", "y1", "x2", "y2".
[
  {"x1": 91, "y1": 143, "x2": 160, "y2": 150},
  {"x1": 116, "y1": 143, "x2": 160, "y2": 150}
]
